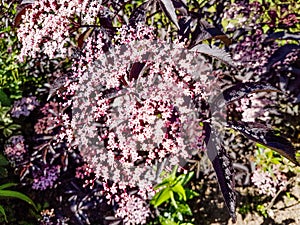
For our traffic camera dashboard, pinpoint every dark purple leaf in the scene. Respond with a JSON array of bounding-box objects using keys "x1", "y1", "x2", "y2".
[
  {"x1": 222, "y1": 82, "x2": 280, "y2": 103},
  {"x1": 14, "y1": 3, "x2": 33, "y2": 27},
  {"x1": 264, "y1": 31, "x2": 300, "y2": 43},
  {"x1": 205, "y1": 127, "x2": 236, "y2": 222},
  {"x1": 172, "y1": 0, "x2": 188, "y2": 15},
  {"x1": 191, "y1": 44, "x2": 236, "y2": 67},
  {"x1": 228, "y1": 121, "x2": 299, "y2": 166},
  {"x1": 77, "y1": 28, "x2": 94, "y2": 49},
  {"x1": 129, "y1": 1, "x2": 150, "y2": 25},
  {"x1": 129, "y1": 62, "x2": 146, "y2": 81},
  {"x1": 268, "y1": 10, "x2": 278, "y2": 21},
  {"x1": 205, "y1": 27, "x2": 230, "y2": 44},
  {"x1": 99, "y1": 7, "x2": 114, "y2": 29},
  {"x1": 189, "y1": 20, "x2": 231, "y2": 48},
  {"x1": 47, "y1": 74, "x2": 72, "y2": 101},
  {"x1": 212, "y1": 146, "x2": 236, "y2": 223},
  {"x1": 160, "y1": 0, "x2": 180, "y2": 29},
  {"x1": 189, "y1": 21, "x2": 212, "y2": 46},
  {"x1": 105, "y1": 216, "x2": 122, "y2": 225},
  {"x1": 265, "y1": 44, "x2": 300, "y2": 70},
  {"x1": 232, "y1": 28, "x2": 247, "y2": 40},
  {"x1": 285, "y1": 69, "x2": 300, "y2": 99},
  {"x1": 178, "y1": 16, "x2": 193, "y2": 41}
]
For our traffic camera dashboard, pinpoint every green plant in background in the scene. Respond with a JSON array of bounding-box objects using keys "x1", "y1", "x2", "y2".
[
  {"x1": 255, "y1": 143, "x2": 300, "y2": 174},
  {"x1": 0, "y1": 2, "x2": 45, "y2": 102},
  {"x1": 0, "y1": 0, "x2": 298, "y2": 223},
  {"x1": 0, "y1": 153, "x2": 9, "y2": 179},
  {"x1": 0, "y1": 183, "x2": 38, "y2": 223},
  {"x1": 255, "y1": 143, "x2": 284, "y2": 172},
  {"x1": 251, "y1": 143, "x2": 300, "y2": 218},
  {"x1": 0, "y1": 153, "x2": 42, "y2": 224},
  {"x1": 256, "y1": 204, "x2": 268, "y2": 218},
  {"x1": 150, "y1": 166, "x2": 199, "y2": 225},
  {"x1": 0, "y1": 4, "x2": 25, "y2": 101},
  {"x1": 0, "y1": 102, "x2": 20, "y2": 138}
]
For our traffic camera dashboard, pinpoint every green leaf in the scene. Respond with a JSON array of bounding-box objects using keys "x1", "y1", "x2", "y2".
[
  {"x1": 0, "y1": 205, "x2": 7, "y2": 222},
  {"x1": 160, "y1": 217, "x2": 178, "y2": 225},
  {"x1": 0, "y1": 154, "x2": 9, "y2": 166},
  {"x1": 271, "y1": 158, "x2": 281, "y2": 164},
  {"x1": 175, "y1": 174, "x2": 185, "y2": 184},
  {"x1": 0, "y1": 167, "x2": 8, "y2": 178},
  {"x1": 7, "y1": 124, "x2": 21, "y2": 130},
  {"x1": 3, "y1": 128, "x2": 13, "y2": 137},
  {"x1": 0, "y1": 183, "x2": 17, "y2": 190},
  {"x1": 176, "y1": 211, "x2": 183, "y2": 221},
  {"x1": 181, "y1": 172, "x2": 194, "y2": 186},
  {"x1": 154, "y1": 179, "x2": 170, "y2": 190},
  {"x1": 172, "y1": 183, "x2": 186, "y2": 201},
  {"x1": 185, "y1": 188, "x2": 199, "y2": 200},
  {"x1": 0, "y1": 190, "x2": 38, "y2": 211},
  {"x1": 170, "y1": 165, "x2": 178, "y2": 180},
  {"x1": 177, "y1": 203, "x2": 192, "y2": 216},
  {"x1": 0, "y1": 90, "x2": 10, "y2": 106},
  {"x1": 207, "y1": 5, "x2": 216, "y2": 13},
  {"x1": 170, "y1": 190, "x2": 178, "y2": 208},
  {"x1": 152, "y1": 188, "x2": 171, "y2": 208}
]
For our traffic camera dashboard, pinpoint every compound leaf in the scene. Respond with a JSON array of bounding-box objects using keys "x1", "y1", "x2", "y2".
[{"x1": 229, "y1": 121, "x2": 299, "y2": 166}]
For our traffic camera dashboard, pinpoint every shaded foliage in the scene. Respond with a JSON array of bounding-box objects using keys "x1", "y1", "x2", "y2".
[{"x1": 0, "y1": 0, "x2": 299, "y2": 224}]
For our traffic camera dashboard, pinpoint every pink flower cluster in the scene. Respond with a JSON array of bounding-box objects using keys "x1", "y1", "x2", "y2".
[
  {"x1": 17, "y1": 0, "x2": 103, "y2": 60},
  {"x1": 235, "y1": 93, "x2": 273, "y2": 123},
  {"x1": 75, "y1": 164, "x2": 93, "y2": 180},
  {"x1": 69, "y1": 23, "x2": 214, "y2": 223},
  {"x1": 222, "y1": 2, "x2": 263, "y2": 30},
  {"x1": 251, "y1": 165, "x2": 288, "y2": 197},
  {"x1": 231, "y1": 29, "x2": 278, "y2": 76},
  {"x1": 34, "y1": 101, "x2": 75, "y2": 150},
  {"x1": 115, "y1": 192, "x2": 151, "y2": 225},
  {"x1": 34, "y1": 102, "x2": 59, "y2": 134},
  {"x1": 116, "y1": 23, "x2": 156, "y2": 44},
  {"x1": 11, "y1": 96, "x2": 39, "y2": 118},
  {"x1": 17, "y1": 2, "x2": 219, "y2": 221},
  {"x1": 281, "y1": 13, "x2": 298, "y2": 27},
  {"x1": 32, "y1": 166, "x2": 60, "y2": 190},
  {"x1": 4, "y1": 135, "x2": 27, "y2": 163},
  {"x1": 272, "y1": 49, "x2": 300, "y2": 70},
  {"x1": 75, "y1": 164, "x2": 97, "y2": 188},
  {"x1": 73, "y1": 24, "x2": 211, "y2": 191}
]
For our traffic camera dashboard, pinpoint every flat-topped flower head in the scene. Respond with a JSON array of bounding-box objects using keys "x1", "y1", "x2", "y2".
[
  {"x1": 72, "y1": 24, "x2": 215, "y2": 202},
  {"x1": 11, "y1": 96, "x2": 39, "y2": 118},
  {"x1": 4, "y1": 135, "x2": 27, "y2": 163}
]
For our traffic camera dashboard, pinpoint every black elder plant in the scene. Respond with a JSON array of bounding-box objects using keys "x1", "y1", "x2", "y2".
[{"x1": 3, "y1": 0, "x2": 299, "y2": 224}]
